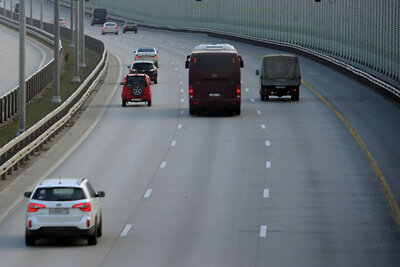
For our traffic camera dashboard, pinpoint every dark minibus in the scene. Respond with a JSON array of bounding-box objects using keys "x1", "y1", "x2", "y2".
[
  {"x1": 91, "y1": 8, "x2": 107, "y2": 25},
  {"x1": 185, "y1": 44, "x2": 244, "y2": 115}
]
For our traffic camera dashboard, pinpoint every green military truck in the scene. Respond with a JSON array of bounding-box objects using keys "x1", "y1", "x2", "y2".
[{"x1": 256, "y1": 54, "x2": 301, "y2": 101}]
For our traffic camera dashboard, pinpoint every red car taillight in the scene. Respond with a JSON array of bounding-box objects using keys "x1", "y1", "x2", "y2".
[
  {"x1": 135, "y1": 55, "x2": 140, "y2": 58},
  {"x1": 116, "y1": 26, "x2": 118, "y2": 30},
  {"x1": 236, "y1": 85, "x2": 241, "y2": 99},
  {"x1": 189, "y1": 85, "x2": 194, "y2": 99},
  {"x1": 153, "y1": 55, "x2": 158, "y2": 58},
  {"x1": 104, "y1": 27, "x2": 107, "y2": 30},
  {"x1": 72, "y1": 202, "x2": 91, "y2": 212},
  {"x1": 28, "y1": 203, "x2": 46, "y2": 212}
]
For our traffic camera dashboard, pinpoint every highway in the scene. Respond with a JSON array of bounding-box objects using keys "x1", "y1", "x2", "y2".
[
  {"x1": 0, "y1": 1, "x2": 399, "y2": 266},
  {"x1": 0, "y1": 20, "x2": 52, "y2": 96}
]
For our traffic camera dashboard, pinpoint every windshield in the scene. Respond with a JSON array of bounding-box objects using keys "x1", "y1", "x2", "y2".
[
  {"x1": 32, "y1": 187, "x2": 86, "y2": 201},
  {"x1": 137, "y1": 48, "x2": 155, "y2": 53}
]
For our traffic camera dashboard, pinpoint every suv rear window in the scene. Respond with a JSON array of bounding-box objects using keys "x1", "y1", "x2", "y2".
[
  {"x1": 138, "y1": 48, "x2": 155, "y2": 53},
  {"x1": 126, "y1": 76, "x2": 147, "y2": 86},
  {"x1": 32, "y1": 187, "x2": 86, "y2": 201},
  {"x1": 93, "y1": 9, "x2": 107, "y2": 16},
  {"x1": 133, "y1": 63, "x2": 154, "y2": 70}
]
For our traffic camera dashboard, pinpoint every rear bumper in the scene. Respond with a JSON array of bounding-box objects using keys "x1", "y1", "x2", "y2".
[
  {"x1": 122, "y1": 94, "x2": 151, "y2": 102},
  {"x1": 26, "y1": 227, "x2": 95, "y2": 238},
  {"x1": 190, "y1": 99, "x2": 240, "y2": 109}
]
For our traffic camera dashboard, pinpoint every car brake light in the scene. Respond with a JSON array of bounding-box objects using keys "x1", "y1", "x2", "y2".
[
  {"x1": 189, "y1": 85, "x2": 194, "y2": 99},
  {"x1": 153, "y1": 55, "x2": 157, "y2": 58},
  {"x1": 236, "y1": 85, "x2": 241, "y2": 99},
  {"x1": 116, "y1": 26, "x2": 118, "y2": 30},
  {"x1": 151, "y1": 68, "x2": 156, "y2": 72},
  {"x1": 136, "y1": 55, "x2": 139, "y2": 58},
  {"x1": 28, "y1": 203, "x2": 46, "y2": 212},
  {"x1": 104, "y1": 27, "x2": 107, "y2": 30},
  {"x1": 73, "y1": 202, "x2": 91, "y2": 212},
  {"x1": 232, "y1": 57, "x2": 236, "y2": 63}
]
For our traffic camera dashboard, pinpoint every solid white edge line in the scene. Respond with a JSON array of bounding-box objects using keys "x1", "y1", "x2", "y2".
[
  {"x1": 160, "y1": 161, "x2": 167, "y2": 168},
  {"x1": 263, "y1": 189, "x2": 270, "y2": 198},
  {"x1": 121, "y1": 224, "x2": 132, "y2": 236},
  {"x1": 266, "y1": 161, "x2": 271, "y2": 168},
  {"x1": 144, "y1": 188, "x2": 153, "y2": 198},
  {"x1": 260, "y1": 225, "x2": 267, "y2": 237}
]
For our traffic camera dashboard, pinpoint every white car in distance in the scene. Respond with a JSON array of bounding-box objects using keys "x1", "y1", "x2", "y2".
[
  {"x1": 102, "y1": 22, "x2": 118, "y2": 35},
  {"x1": 134, "y1": 47, "x2": 159, "y2": 67},
  {"x1": 24, "y1": 178, "x2": 105, "y2": 246}
]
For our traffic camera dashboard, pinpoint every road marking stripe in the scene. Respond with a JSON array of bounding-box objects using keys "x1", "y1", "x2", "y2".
[
  {"x1": 260, "y1": 225, "x2": 267, "y2": 237},
  {"x1": 160, "y1": 161, "x2": 167, "y2": 168},
  {"x1": 257, "y1": 110, "x2": 261, "y2": 115},
  {"x1": 171, "y1": 140, "x2": 176, "y2": 146},
  {"x1": 245, "y1": 88, "x2": 249, "y2": 92},
  {"x1": 266, "y1": 161, "x2": 271, "y2": 168},
  {"x1": 261, "y1": 124, "x2": 266, "y2": 129},
  {"x1": 180, "y1": 98, "x2": 185, "y2": 102},
  {"x1": 264, "y1": 189, "x2": 270, "y2": 198},
  {"x1": 178, "y1": 124, "x2": 182, "y2": 129},
  {"x1": 265, "y1": 140, "x2": 270, "y2": 147},
  {"x1": 121, "y1": 224, "x2": 132, "y2": 236},
  {"x1": 144, "y1": 189, "x2": 153, "y2": 198},
  {"x1": 180, "y1": 110, "x2": 184, "y2": 115},
  {"x1": 180, "y1": 89, "x2": 184, "y2": 93},
  {"x1": 250, "y1": 98, "x2": 255, "y2": 102},
  {"x1": 179, "y1": 81, "x2": 183, "y2": 85},
  {"x1": 302, "y1": 79, "x2": 400, "y2": 228}
]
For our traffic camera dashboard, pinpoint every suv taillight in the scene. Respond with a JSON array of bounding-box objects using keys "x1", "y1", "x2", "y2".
[
  {"x1": 189, "y1": 85, "x2": 194, "y2": 99},
  {"x1": 28, "y1": 203, "x2": 46, "y2": 212},
  {"x1": 236, "y1": 85, "x2": 241, "y2": 99},
  {"x1": 73, "y1": 202, "x2": 91, "y2": 212}
]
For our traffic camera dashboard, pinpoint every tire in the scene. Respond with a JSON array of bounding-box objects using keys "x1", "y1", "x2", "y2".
[
  {"x1": 122, "y1": 100, "x2": 126, "y2": 107},
  {"x1": 101, "y1": 32, "x2": 105, "y2": 35},
  {"x1": 97, "y1": 216, "x2": 102, "y2": 237},
  {"x1": 189, "y1": 107, "x2": 195, "y2": 115},
  {"x1": 131, "y1": 85, "x2": 144, "y2": 97},
  {"x1": 154, "y1": 79, "x2": 158, "y2": 84},
  {"x1": 88, "y1": 224, "x2": 98, "y2": 245},
  {"x1": 25, "y1": 232, "x2": 35, "y2": 246},
  {"x1": 123, "y1": 30, "x2": 125, "y2": 33},
  {"x1": 147, "y1": 100, "x2": 152, "y2": 107},
  {"x1": 135, "y1": 30, "x2": 137, "y2": 33},
  {"x1": 234, "y1": 107, "x2": 241, "y2": 115},
  {"x1": 115, "y1": 32, "x2": 118, "y2": 35}
]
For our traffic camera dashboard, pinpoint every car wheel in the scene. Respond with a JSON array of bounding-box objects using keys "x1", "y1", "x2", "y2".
[
  {"x1": 189, "y1": 108, "x2": 195, "y2": 115},
  {"x1": 135, "y1": 30, "x2": 137, "y2": 33},
  {"x1": 97, "y1": 216, "x2": 102, "y2": 237},
  {"x1": 115, "y1": 32, "x2": 118, "y2": 35},
  {"x1": 154, "y1": 79, "x2": 158, "y2": 84},
  {"x1": 147, "y1": 100, "x2": 152, "y2": 107},
  {"x1": 234, "y1": 107, "x2": 241, "y2": 115},
  {"x1": 88, "y1": 223, "x2": 98, "y2": 245},
  {"x1": 101, "y1": 32, "x2": 105, "y2": 35},
  {"x1": 25, "y1": 231, "x2": 35, "y2": 246},
  {"x1": 122, "y1": 100, "x2": 126, "y2": 107},
  {"x1": 123, "y1": 30, "x2": 125, "y2": 33}
]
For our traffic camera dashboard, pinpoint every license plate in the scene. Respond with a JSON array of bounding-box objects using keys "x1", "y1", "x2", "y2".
[
  {"x1": 209, "y1": 93, "x2": 220, "y2": 97},
  {"x1": 49, "y1": 208, "x2": 69, "y2": 215},
  {"x1": 276, "y1": 86, "x2": 286, "y2": 89}
]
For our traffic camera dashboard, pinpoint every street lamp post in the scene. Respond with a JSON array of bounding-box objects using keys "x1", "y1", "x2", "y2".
[
  {"x1": 10, "y1": 0, "x2": 13, "y2": 19},
  {"x1": 40, "y1": 0, "x2": 44, "y2": 29},
  {"x1": 72, "y1": 0, "x2": 80, "y2": 83},
  {"x1": 52, "y1": 0, "x2": 61, "y2": 104},
  {"x1": 30, "y1": 0, "x2": 32, "y2": 25},
  {"x1": 79, "y1": 0, "x2": 85, "y2": 67},
  {"x1": 70, "y1": 0, "x2": 74, "y2": 47},
  {"x1": 17, "y1": 0, "x2": 26, "y2": 135}
]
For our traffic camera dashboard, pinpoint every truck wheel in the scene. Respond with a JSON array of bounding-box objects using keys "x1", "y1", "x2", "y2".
[
  {"x1": 147, "y1": 100, "x2": 152, "y2": 107},
  {"x1": 122, "y1": 100, "x2": 126, "y2": 107}
]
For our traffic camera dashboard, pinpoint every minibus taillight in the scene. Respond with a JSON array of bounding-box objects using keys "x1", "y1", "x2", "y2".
[
  {"x1": 189, "y1": 85, "x2": 194, "y2": 99},
  {"x1": 236, "y1": 85, "x2": 241, "y2": 99}
]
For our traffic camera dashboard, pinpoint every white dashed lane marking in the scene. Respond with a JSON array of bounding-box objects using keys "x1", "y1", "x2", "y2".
[
  {"x1": 266, "y1": 161, "x2": 271, "y2": 168},
  {"x1": 250, "y1": 98, "x2": 255, "y2": 102},
  {"x1": 263, "y1": 189, "x2": 270, "y2": 198},
  {"x1": 144, "y1": 189, "x2": 153, "y2": 198},
  {"x1": 245, "y1": 88, "x2": 249, "y2": 92},
  {"x1": 257, "y1": 110, "x2": 261, "y2": 115},
  {"x1": 160, "y1": 161, "x2": 167, "y2": 168},
  {"x1": 121, "y1": 224, "x2": 132, "y2": 237},
  {"x1": 260, "y1": 225, "x2": 267, "y2": 237},
  {"x1": 178, "y1": 124, "x2": 182, "y2": 129},
  {"x1": 261, "y1": 124, "x2": 266, "y2": 129},
  {"x1": 265, "y1": 140, "x2": 270, "y2": 147},
  {"x1": 171, "y1": 140, "x2": 176, "y2": 146}
]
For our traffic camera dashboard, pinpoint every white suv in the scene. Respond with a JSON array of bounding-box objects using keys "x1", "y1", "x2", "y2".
[{"x1": 24, "y1": 178, "x2": 105, "y2": 246}]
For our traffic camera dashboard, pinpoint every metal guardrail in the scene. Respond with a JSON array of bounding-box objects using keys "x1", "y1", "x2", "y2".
[
  {"x1": 0, "y1": 7, "x2": 108, "y2": 180},
  {"x1": 0, "y1": 11, "x2": 56, "y2": 124}
]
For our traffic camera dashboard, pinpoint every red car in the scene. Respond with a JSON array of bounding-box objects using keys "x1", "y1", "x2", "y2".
[{"x1": 120, "y1": 74, "x2": 152, "y2": 107}]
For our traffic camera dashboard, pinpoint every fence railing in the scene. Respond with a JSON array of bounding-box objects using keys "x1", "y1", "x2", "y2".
[{"x1": 0, "y1": 7, "x2": 107, "y2": 180}]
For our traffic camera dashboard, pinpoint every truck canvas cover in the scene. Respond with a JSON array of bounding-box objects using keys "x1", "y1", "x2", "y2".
[{"x1": 261, "y1": 54, "x2": 301, "y2": 86}]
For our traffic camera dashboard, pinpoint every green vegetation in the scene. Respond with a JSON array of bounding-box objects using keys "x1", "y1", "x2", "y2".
[{"x1": 0, "y1": 37, "x2": 101, "y2": 147}]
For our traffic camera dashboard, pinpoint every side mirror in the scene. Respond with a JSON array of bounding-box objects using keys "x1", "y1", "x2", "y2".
[
  {"x1": 24, "y1": 192, "x2": 32, "y2": 198},
  {"x1": 96, "y1": 191, "x2": 105, "y2": 198},
  {"x1": 127, "y1": 65, "x2": 131, "y2": 69},
  {"x1": 255, "y1": 70, "x2": 260, "y2": 76},
  {"x1": 120, "y1": 82, "x2": 124, "y2": 85},
  {"x1": 239, "y1": 56, "x2": 244, "y2": 68},
  {"x1": 185, "y1": 55, "x2": 190, "y2": 69}
]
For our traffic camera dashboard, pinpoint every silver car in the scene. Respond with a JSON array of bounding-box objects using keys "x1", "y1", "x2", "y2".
[
  {"x1": 24, "y1": 178, "x2": 105, "y2": 246},
  {"x1": 102, "y1": 22, "x2": 118, "y2": 35},
  {"x1": 134, "y1": 47, "x2": 159, "y2": 67}
]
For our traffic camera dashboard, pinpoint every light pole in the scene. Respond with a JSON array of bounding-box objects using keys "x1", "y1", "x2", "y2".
[
  {"x1": 79, "y1": 0, "x2": 85, "y2": 67},
  {"x1": 72, "y1": 0, "x2": 80, "y2": 83},
  {"x1": 3, "y1": 0, "x2": 5, "y2": 16},
  {"x1": 70, "y1": 0, "x2": 74, "y2": 47},
  {"x1": 10, "y1": 0, "x2": 13, "y2": 19},
  {"x1": 40, "y1": 0, "x2": 44, "y2": 29},
  {"x1": 30, "y1": 0, "x2": 32, "y2": 25},
  {"x1": 17, "y1": 0, "x2": 26, "y2": 135},
  {"x1": 52, "y1": 0, "x2": 61, "y2": 104}
]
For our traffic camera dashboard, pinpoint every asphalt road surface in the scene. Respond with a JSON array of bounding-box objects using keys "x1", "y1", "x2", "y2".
[{"x1": 0, "y1": 1, "x2": 399, "y2": 266}]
